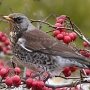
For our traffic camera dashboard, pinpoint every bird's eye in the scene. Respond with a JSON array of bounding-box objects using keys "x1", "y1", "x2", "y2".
[{"x1": 14, "y1": 17, "x2": 22, "y2": 23}]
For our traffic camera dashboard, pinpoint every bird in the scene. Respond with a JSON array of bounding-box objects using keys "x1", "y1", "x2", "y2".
[{"x1": 2, "y1": 13, "x2": 90, "y2": 76}]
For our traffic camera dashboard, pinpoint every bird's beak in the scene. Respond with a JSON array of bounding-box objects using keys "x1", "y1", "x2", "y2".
[{"x1": 2, "y1": 16, "x2": 13, "y2": 22}]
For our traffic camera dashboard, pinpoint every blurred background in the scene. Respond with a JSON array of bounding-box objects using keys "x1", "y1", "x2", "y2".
[{"x1": 0, "y1": 0, "x2": 90, "y2": 47}]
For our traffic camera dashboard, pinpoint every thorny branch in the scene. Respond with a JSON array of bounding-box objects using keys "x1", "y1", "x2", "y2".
[
  {"x1": 30, "y1": 16, "x2": 90, "y2": 46},
  {"x1": 45, "y1": 78, "x2": 90, "y2": 88}
]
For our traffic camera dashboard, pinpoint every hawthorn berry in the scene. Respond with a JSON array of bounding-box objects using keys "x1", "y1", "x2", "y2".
[
  {"x1": 48, "y1": 88, "x2": 53, "y2": 90},
  {"x1": 0, "y1": 68, "x2": 8, "y2": 77},
  {"x1": 1, "y1": 36, "x2": 6, "y2": 42},
  {"x1": 82, "y1": 69, "x2": 90, "y2": 75},
  {"x1": 37, "y1": 80, "x2": 45, "y2": 88},
  {"x1": 14, "y1": 67, "x2": 21, "y2": 75},
  {"x1": 63, "y1": 70, "x2": 71, "y2": 77},
  {"x1": 80, "y1": 50, "x2": 86, "y2": 56},
  {"x1": 42, "y1": 86, "x2": 49, "y2": 90},
  {"x1": 63, "y1": 67, "x2": 70, "y2": 73},
  {"x1": 63, "y1": 36, "x2": 71, "y2": 44},
  {"x1": 56, "y1": 19, "x2": 64, "y2": 24},
  {"x1": 69, "y1": 33, "x2": 74, "y2": 41},
  {"x1": 0, "y1": 60, "x2": 4, "y2": 66},
  {"x1": 2, "y1": 47, "x2": 8, "y2": 54},
  {"x1": 72, "y1": 32, "x2": 77, "y2": 40},
  {"x1": 61, "y1": 32, "x2": 66, "y2": 36},
  {"x1": 26, "y1": 78, "x2": 33, "y2": 88},
  {"x1": 83, "y1": 41, "x2": 88, "y2": 47},
  {"x1": 70, "y1": 66, "x2": 77, "y2": 72},
  {"x1": 85, "y1": 53, "x2": 90, "y2": 57},
  {"x1": 55, "y1": 23, "x2": 62, "y2": 27},
  {"x1": 5, "y1": 77, "x2": 13, "y2": 86},
  {"x1": 32, "y1": 80, "x2": 38, "y2": 87},
  {"x1": 12, "y1": 75, "x2": 21, "y2": 83},
  {"x1": 6, "y1": 45, "x2": 11, "y2": 50},
  {"x1": 56, "y1": 34, "x2": 64, "y2": 40},
  {"x1": 14, "y1": 79, "x2": 21, "y2": 87},
  {"x1": 53, "y1": 30, "x2": 60, "y2": 36},
  {"x1": 4, "y1": 39, "x2": 10, "y2": 46}
]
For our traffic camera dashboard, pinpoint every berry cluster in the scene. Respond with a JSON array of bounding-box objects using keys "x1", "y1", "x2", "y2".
[
  {"x1": 0, "y1": 60, "x2": 79, "y2": 90},
  {"x1": 62, "y1": 66, "x2": 77, "y2": 77},
  {"x1": 53, "y1": 15, "x2": 77, "y2": 44},
  {"x1": 0, "y1": 60, "x2": 48, "y2": 89},
  {"x1": 0, "y1": 32, "x2": 10, "y2": 54}
]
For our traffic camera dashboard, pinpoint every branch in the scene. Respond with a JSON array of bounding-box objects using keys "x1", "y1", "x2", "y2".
[{"x1": 45, "y1": 79, "x2": 90, "y2": 88}]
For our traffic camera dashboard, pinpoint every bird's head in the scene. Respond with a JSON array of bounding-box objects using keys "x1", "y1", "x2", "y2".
[
  {"x1": 3, "y1": 13, "x2": 36, "y2": 39},
  {"x1": 3, "y1": 13, "x2": 32, "y2": 31}
]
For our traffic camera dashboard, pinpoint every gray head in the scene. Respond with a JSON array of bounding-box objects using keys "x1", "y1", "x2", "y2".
[{"x1": 3, "y1": 13, "x2": 32, "y2": 31}]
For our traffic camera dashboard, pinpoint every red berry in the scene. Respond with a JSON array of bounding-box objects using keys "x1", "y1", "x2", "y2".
[
  {"x1": 63, "y1": 67, "x2": 70, "y2": 73},
  {"x1": 65, "y1": 32, "x2": 69, "y2": 36},
  {"x1": 1, "y1": 36, "x2": 6, "y2": 42},
  {"x1": 69, "y1": 33, "x2": 74, "y2": 41},
  {"x1": 72, "y1": 32, "x2": 77, "y2": 40},
  {"x1": 26, "y1": 78, "x2": 33, "y2": 88},
  {"x1": 55, "y1": 23, "x2": 62, "y2": 27},
  {"x1": 6, "y1": 45, "x2": 11, "y2": 50},
  {"x1": 70, "y1": 66, "x2": 77, "y2": 72},
  {"x1": 2, "y1": 47, "x2": 8, "y2": 54},
  {"x1": 48, "y1": 88, "x2": 53, "y2": 90},
  {"x1": 53, "y1": 30, "x2": 60, "y2": 36},
  {"x1": 82, "y1": 69, "x2": 90, "y2": 75},
  {"x1": 12, "y1": 75, "x2": 20, "y2": 83},
  {"x1": 56, "y1": 19, "x2": 64, "y2": 24},
  {"x1": 37, "y1": 81, "x2": 44, "y2": 88},
  {"x1": 80, "y1": 50, "x2": 86, "y2": 56},
  {"x1": 63, "y1": 70, "x2": 71, "y2": 77},
  {"x1": 63, "y1": 36, "x2": 71, "y2": 44},
  {"x1": 4, "y1": 39, "x2": 10, "y2": 46},
  {"x1": 85, "y1": 53, "x2": 90, "y2": 57},
  {"x1": 14, "y1": 79, "x2": 21, "y2": 87},
  {"x1": 0, "y1": 68, "x2": 7, "y2": 77},
  {"x1": 32, "y1": 80, "x2": 38, "y2": 87},
  {"x1": 83, "y1": 41, "x2": 88, "y2": 47},
  {"x1": 5, "y1": 77, "x2": 13, "y2": 86},
  {"x1": 14, "y1": 67, "x2": 21, "y2": 75},
  {"x1": 55, "y1": 88, "x2": 61, "y2": 90},
  {"x1": 3, "y1": 33, "x2": 7, "y2": 37},
  {"x1": 42, "y1": 86, "x2": 49, "y2": 90},
  {"x1": 26, "y1": 69, "x2": 33, "y2": 77},
  {"x1": 0, "y1": 60, "x2": 4, "y2": 66},
  {"x1": 56, "y1": 34, "x2": 64, "y2": 40},
  {"x1": 61, "y1": 32, "x2": 66, "y2": 36}
]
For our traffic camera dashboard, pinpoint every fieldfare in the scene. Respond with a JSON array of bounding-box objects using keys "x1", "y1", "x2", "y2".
[{"x1": 3, "y1": 13, "x2": 90, "y2": 76}]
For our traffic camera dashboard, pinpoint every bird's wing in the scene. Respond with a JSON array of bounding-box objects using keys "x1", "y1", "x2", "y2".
[
  {"x1": 22, "y1": 29, "x2": 78, "y2": 57},
  {"x1": 21, "y1": 29, "x2": 90, "y2": 67}
]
